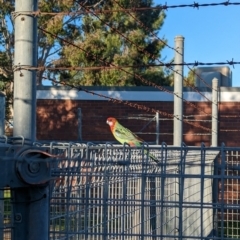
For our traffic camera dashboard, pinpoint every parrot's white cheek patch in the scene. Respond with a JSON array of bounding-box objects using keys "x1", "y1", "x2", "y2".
[{"x1": 107, "y1": 121, "x2": 113, "y2": 126}]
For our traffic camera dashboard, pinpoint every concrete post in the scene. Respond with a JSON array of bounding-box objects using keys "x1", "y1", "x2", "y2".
[
  {"x1": 173, "y1": 36, "x2": 184, "y2": 146},
  {"x1": 13, "y1": 0, "x2": 37, "y2": 141},
  {"x1": 211, "y1": 78, "x2": 218, "y2": 147}
]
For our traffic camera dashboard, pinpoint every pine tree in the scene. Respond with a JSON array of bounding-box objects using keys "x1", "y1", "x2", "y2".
[{"x1": 56, "y1": 0, "x2": 170, "y2": 86}]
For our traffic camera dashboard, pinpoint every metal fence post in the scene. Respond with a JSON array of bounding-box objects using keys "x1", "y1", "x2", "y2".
[
  {"x1": 173, "y1": 36, "x2": 184, "y2": 146},
  {"x1": 0, "y1": 190, "x2": 2, "y2": 240},
  {"x1": 13, "y1": 0, "x2": 37, "y2": 141},
  {"x1": 156, "y1": 112, "x2": 159, "y2": 145},
  {"x1": 11, "y1": 1, "x2": 50, "y2": 240},
  {"x1": 211, "y1": 78, "x2": 218, "y2": 147},
  {"x1": 78, "y1": 108, "x2": 82, "y2": 141},
  {"x1": 0, "y1": 94, "x2": 4, "y2": 240},
  {"x1": 0, "y1": 93, "x2": 5, "y2": 136},
  {"x1": 12, "y1": 186, "x2": 49, "y2": 240}
]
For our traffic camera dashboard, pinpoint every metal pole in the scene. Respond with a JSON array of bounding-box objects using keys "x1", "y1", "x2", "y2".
[
  {"x1": 78, "y1": 108, "x2": 82, "y2": 141},
  {"x1": 12, "y1": 2, "x2": 50, "y2": 240},
  {"x1": 173, "y1": 36, "x2": 184, "y2": 146},
  {"x1": 13, "y1": 0, "x2": 37, "y2": 141},
  {"x1": 0, "y1": 93, "x2": 5, "y2": 135},
  {"x1": 211, "y1": 78, "x2": 218, "y2": 147},
  {"x1": 156, "y1": 112, "x2": 159, "y2": 145},
  {"x1": 12, "y1": 186, "x2": 49, "y2": 240},
  {"x1": 0, "y1": 190, "x2": 3, "y2": 240}
]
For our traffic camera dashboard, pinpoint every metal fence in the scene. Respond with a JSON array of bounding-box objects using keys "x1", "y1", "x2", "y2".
[{"x1": 1, "y1": 141, "x2": 240, "y2": 239}]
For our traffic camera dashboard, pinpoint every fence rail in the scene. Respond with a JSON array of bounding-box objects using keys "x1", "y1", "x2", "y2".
[{"x1": 0, "y1": 141, "x2": 240, "y2": 239}]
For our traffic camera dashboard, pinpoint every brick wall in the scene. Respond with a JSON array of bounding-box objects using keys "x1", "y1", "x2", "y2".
[{"x1": 36, "y1": 99, "x2": 240, "y2": 147}]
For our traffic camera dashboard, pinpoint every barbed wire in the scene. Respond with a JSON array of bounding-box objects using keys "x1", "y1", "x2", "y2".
[
  {"x1": 40, "y1": 75, "x2": 214, "y2": 133},
  {"x1": 36, "y1": 27, "x2": 218, "y2": 119},
  {"x1": 13, "y1": 0, "x2": 237, "y2": 93},
  {"x1": 12, "y1": 1, "x2": 234, "y2": 100},
  {"x1": 16, "y1": 1, "x2": 240, "y2": 17},
  {"x1": 111, "y1": 0, "x2": 215, "y2": 94},
  {"x1": 68, "y1": 1, "x2": 216, "y2": 97},
  {"x1": 12, "y1": 59, "x2": 240, "y2": 71},
  {"x1": 14, "y1": 0, "x2": 236, "y2": 92}
]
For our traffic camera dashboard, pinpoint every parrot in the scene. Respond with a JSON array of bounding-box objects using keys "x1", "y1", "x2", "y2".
[{"x1": 106, "y1": 117, "x2": 158, "y2": 163}]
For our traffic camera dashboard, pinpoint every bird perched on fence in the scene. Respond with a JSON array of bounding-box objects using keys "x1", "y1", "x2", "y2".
[{"x1": 106, "y1": 117, "x2": 158, "y2": 163}]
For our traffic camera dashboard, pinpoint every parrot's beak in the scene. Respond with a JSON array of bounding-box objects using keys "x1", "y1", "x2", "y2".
[{"x1": 106, "y1": 120, "x2": 109, "y2": 125}]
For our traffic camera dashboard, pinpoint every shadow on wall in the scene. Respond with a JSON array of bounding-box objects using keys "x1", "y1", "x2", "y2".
[
  {"x1": 183, "y1": 102, "x2": 212, "y2": 146},
  {"x1": 37, "y1": 100, "x2": 78, "y2": 140},
  {"x1": 36, "y1": 100, "x2": 174, "y2": 144},
  {"x1": 37, "y1": 99, "x2": 240, "y2": 147}
]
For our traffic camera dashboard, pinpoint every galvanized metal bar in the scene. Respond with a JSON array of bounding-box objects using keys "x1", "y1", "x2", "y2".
[
  {"x1": 77, "y1": 108, "x2": 82, "y2": 141},
  {"x1": 220, "y1": 143, "x2": 226, "y2": 239},
  {"x1": 140, "y1": 157, "x2": 147, "y2": 239},
  {"x1": 103, "y1": 171, "x2": 109, "y2": 240},
  {"x1": 12, "y1": 186, "x2": 49, "y2": 240},
  {"x1": 212, "y1": 78, "x2": 219, "y2": 147},
  {"x1": 0, "y1": 93, "x2": 5, "y2": 135},
  {"x1": 156, "y1": 112, "x2": 160, "y2": 145},
  {"x1": 0, "y1": 189, "x2": 3, "y2": 240},
  {"x1": 178, "y1": 143, "x2": 187, "y2": 238},
  {"x1": 13, "y1": 0, "x2": 37, "y2": 141},
  {"x1": 173, "y1": 36, "x2": 184, "y2": 146},
  {"x1": 200, "y1": 143, "x2": 206, "y2": 240}
]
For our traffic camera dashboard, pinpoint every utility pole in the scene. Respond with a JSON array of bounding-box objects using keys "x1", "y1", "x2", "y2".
[
  {"x1": 173, "y1": 36, "x2": 184, "y2": 146},
  {"x1": 13, "y1": 0, "x2": 37, "y2": 141}
]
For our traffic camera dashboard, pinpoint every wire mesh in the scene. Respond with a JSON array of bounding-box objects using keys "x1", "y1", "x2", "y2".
[
  {"x1": 0, "y1": 188, "x2": 12, "y2": 240},
  {"x1": 216, "y1": 149, "x2": 240, "y2": 239},
  {"x1": 1, "y1": 142, "x2": 240, "y2": 239},
  {"x1": 44, "y1": 143, "x2": 218, "y2": 240}
]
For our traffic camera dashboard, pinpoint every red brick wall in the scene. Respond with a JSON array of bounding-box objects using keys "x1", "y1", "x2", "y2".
[{"x1": 36, "y1": 100, "x2": 240, "y2": 147}]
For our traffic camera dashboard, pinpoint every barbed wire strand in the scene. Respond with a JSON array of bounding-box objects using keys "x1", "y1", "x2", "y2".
[
  {"x1": 23, "y1": 1, "x2": 240, "y2": 17},
  {"x1": 37, "y1": 27, "x2": 217, "y2": 120},
  {"x1": 18, "y1": 60, "x2": 240, "y2": 70},
  {"x1": 18, "y1": 59, "x2": 240, "y2": 71},
  {"x1": 40, "y1": 75, "x2": 214, "y2": 133}
]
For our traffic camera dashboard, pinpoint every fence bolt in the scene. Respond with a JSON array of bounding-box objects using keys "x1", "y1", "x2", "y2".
[
  {"x1": 29, "y1": 162, "x2": 40, "y2": 173},
  {"x1": 14, "y1": 213, "x2": 22, "y2": 223}
]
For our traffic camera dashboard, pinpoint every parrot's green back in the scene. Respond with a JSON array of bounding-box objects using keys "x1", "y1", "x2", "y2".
[
  {"x1": 111, "y1": 120, "x2": 159, "y2": 163},
  {"x1": 112, "y1": 121, "x2": 143, "y2": 146}
]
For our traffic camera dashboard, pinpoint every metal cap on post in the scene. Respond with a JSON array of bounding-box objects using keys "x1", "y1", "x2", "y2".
[
  {"x1": 211, "y1": 78, "x2": 218, "y2": 147},
  {"x1": 173, "y1": 36, "x2": 184, "y2": 146}
]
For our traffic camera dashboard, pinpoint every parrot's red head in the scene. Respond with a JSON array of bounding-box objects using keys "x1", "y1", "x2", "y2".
[{"x1": 106, "y1": 117, "x2": 117, "y2": 130}]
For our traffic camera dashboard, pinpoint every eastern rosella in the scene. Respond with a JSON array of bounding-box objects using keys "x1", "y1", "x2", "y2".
[{"x1": 106, "y1": 117, "x2": 158, "y2": 163}]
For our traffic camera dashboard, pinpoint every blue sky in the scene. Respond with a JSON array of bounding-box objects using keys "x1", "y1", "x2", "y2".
[{"x1": 156, "y1": 0, "x2": 240, "y2": 86}]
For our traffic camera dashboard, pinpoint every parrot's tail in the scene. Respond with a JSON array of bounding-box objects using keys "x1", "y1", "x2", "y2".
[
  {"x1": 143, "y1": 149, "x2": 159, "y2": 163},
  {"x1": 149, "y1": 153, "x2": 159, "y2": 163}
]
